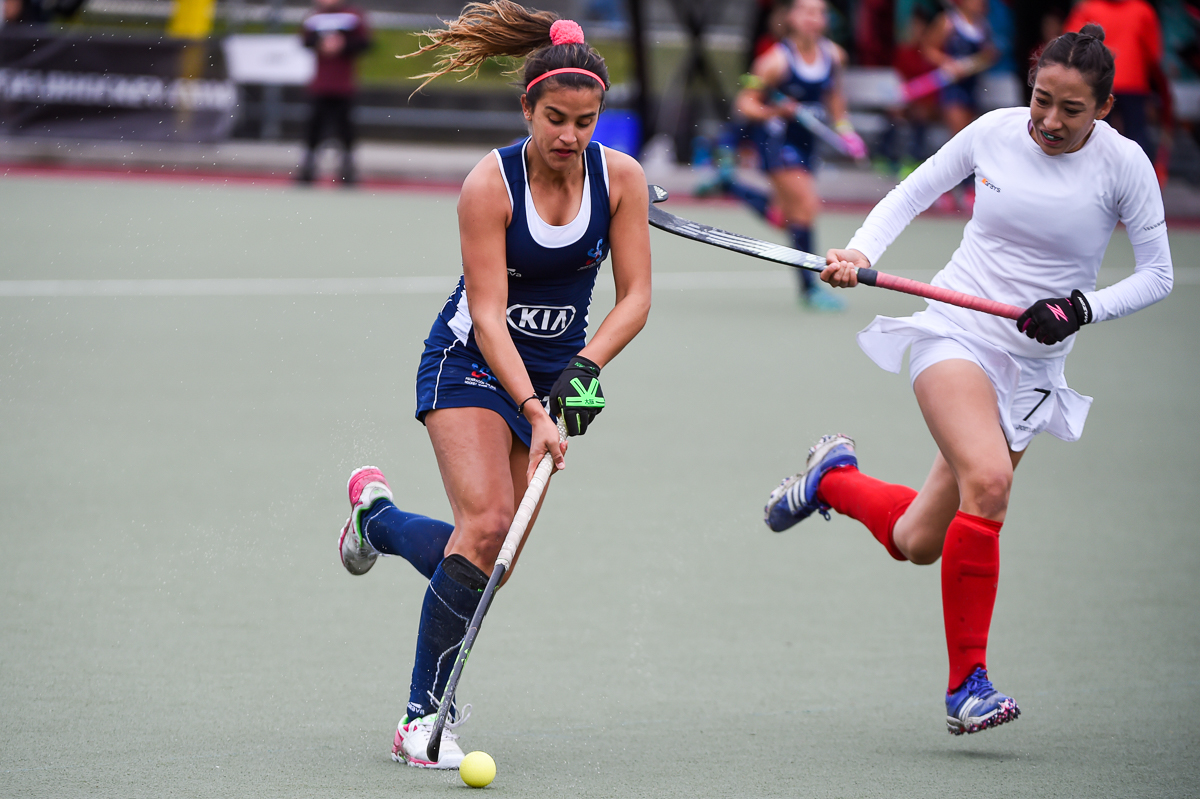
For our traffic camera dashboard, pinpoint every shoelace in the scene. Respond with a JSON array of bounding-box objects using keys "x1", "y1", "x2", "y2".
[
  {"x1": 961, "y1": 670, "x2": 996, "y2": 699},
  {"x1": 446, "y1": 703, "x2": 472, "y2": 731},
  {"x1": 415, "y1": 699, "x2": 472, "y2": 739}
]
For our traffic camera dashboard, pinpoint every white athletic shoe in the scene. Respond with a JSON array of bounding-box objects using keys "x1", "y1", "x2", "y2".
[
  {"x1": 338, "y1": 466, "x2": 392, "y2": 575},
  {"x1": 390, "y1": 708, "x2": 471, "y2": 769}
]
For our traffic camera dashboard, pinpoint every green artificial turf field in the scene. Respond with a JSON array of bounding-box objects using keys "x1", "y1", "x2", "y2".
[{"x1": 1, "y1": 174, "x2": 1197, "y2": 797}]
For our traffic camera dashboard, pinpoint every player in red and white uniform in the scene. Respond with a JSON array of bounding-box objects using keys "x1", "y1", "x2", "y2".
[{"x1": 764, "y1": 25, "x2": 1172, "y2": 735}]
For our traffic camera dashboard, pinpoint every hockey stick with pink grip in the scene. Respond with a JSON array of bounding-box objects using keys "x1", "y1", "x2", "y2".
[{"x1": 647, "y1": 185, "x2": 1023, "y2": 321}]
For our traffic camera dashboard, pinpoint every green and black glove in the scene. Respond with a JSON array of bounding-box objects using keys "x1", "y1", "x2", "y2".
[{"x1": 550, "y1": 355, "x2": 605, "y2": 436}]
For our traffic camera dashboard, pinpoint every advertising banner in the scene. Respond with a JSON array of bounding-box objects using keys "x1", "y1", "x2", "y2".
[{"x1": 0, "y1": 29, "x2": 235, "y2": 141}]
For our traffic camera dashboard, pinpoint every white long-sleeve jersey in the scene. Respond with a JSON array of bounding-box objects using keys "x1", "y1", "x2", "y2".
[{"x1": 847, "y1": 106, "x2": 1173, "y2": 359}]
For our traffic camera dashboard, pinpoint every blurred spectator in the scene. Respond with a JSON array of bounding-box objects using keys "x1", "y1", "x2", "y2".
[
  {"x1": 855, "y1": 0, "x2": 895, "y2": 66},
  {"x1": 1064, "y1": 0, "x2": 1163, "y2": 161},
  {"x1": 3, "y1": 0, "x2": 85, "y2": 25},
  {"x1": 296, "y1": 0, "x2": 371, "y2": 186},
  {"x1": 987, "y1": 0, "x2": 1017, "y2": 74},
  {"x1": 1041, "y1": 8, "x2": 1066, "y2": 48},
  {"x1": 747, "y1": 0, "x2": 791, "y2": 65}
]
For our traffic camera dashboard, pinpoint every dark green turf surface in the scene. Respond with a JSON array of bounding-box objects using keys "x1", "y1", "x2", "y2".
[{"x1": 1, "y1": 175, "x2": 1197, "y2": 797}]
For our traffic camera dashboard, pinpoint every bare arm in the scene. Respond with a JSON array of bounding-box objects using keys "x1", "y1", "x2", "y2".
[
  {"x1": 824, "y1": 43, "x2": 851, "y2": 126},
  {"x1": 735, "y1": 48, "x2": 791, "y2": 123},
  {"x1": 457, "y1": 156, "x2": 565, "y2": 470},
  {"x1": 920, "y1": 14, "x2": 953, "y2": 68},
  {"x1": 577, "y1": 149, "x2": 652, "y2": 368}
]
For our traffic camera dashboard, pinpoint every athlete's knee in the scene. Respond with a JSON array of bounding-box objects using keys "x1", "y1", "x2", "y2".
[
  {"x1": 456, "y1": 509, "x2": 512, "y2": 560},
  {"x1": 782, "y1": 206, "x2": 814, "y2": 227},
  {"x1": 960, "y1": 467, "x2": 1012, "y2": 520}
]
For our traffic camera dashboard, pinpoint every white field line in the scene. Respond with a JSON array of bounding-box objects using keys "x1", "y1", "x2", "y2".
[
  {"x1": 0, "y1": 272, "x2": 795, "y2": 297},
  {"x1": 0, "y1": 276, "x2": 451, "y2": 297},
  {"x1": 0, "y1": 267, "x2": 1195, "y2": 297}
]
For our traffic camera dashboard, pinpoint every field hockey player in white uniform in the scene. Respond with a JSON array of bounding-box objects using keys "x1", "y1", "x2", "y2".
[
  {"x1": 763, "y1": 25, "x2": 1172, "y2": 735},
  {"x1": 334, "y1": 1, "x2": 651, "y2": 768}
]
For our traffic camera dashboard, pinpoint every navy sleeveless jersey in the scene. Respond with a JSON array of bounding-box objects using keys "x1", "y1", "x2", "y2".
[
  {"x1": 775, "y1": 38, "x2": 836, "y2": 106},
  {"x1": 754, "y1": 38, "x2": 837, "y2": 170},
  {"x1": 429, "y1": 138, "x2": 611, "y2": 377},
  {"x1": 769, "y1": 39, "x2": 837, "y2": 154},
  {"x1": 944, "y1": 9, "x2": 990, "y2": 61}
]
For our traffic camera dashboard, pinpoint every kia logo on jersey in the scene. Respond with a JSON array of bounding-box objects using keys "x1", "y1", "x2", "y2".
[{"x1": 506, "y1": 304, "x2": 577, "y2": 338}]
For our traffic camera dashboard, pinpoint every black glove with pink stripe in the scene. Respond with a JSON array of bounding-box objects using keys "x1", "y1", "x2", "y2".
[{"x1": 1017, "y1": 290, "x2": 1093, "y2": 345}]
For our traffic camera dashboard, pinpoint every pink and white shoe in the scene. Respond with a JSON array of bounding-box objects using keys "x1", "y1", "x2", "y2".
[
  {"x1": 390, "y1": 711, "x2": 469, "y2": 769},
  {"x1": 338, "y1": 466, "x2": 392, "y2": 576}
]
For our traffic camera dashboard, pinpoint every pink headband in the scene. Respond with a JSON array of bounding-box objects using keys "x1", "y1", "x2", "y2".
[{"x1": 526, "y1": 67, "x2": 605, "y2": 92}]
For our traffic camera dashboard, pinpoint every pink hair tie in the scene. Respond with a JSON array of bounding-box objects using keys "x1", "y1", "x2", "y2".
[{"x1": 549, "y1": 19, "x2": 585, "y2": 46}]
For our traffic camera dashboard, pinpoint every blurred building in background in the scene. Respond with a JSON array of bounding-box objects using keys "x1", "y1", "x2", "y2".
[{"x1": 2, "y1": 0, "x2": 1199, "y2": 183}]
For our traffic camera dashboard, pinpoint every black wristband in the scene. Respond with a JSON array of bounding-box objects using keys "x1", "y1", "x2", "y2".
[{"x1": 517, "y1": 395, "x2": 541, "y2": 415}]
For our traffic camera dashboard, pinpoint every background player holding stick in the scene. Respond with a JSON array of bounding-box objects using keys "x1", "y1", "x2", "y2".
[
  {"x1": 765, "y1": 25, "x2": 1172, "y2": 735},
  {"x1": 923, "y1": 0, "x2": 996, "y2": 210},
  {"x1": 335, "y1": 1, "x2": 651, "y2": 768},
  {"x1": 734, "y1": 0, "x2": 863, "y2": 312}
]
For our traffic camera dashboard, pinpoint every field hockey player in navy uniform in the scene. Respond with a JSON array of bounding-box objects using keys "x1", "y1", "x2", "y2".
[
  {"x1": 734, "y1": 0, "x2": 865, "y2": 311},
  {"x1": 334, "y1": 1, "x2": 651, "y2": 769},
  {"x1": 923, "y1": 0, "x2": 996, "y2": 209},
  {"x1": 764, "y1": 25, "x2": 1172, "y2": 735}
]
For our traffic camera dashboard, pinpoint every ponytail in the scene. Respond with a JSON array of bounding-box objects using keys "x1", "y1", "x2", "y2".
[
  {"x1": 1029, "y1": 23, "x2": 1116, "y2": 104},
  {"x1": 404, "y1": 0, "x2": 609, "y2": 104}
]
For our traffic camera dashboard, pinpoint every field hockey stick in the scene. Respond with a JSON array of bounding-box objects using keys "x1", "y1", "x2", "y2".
[
  {"x1": 426, "y1": 414, "x2": 568, "y2": 763},
  {"x1": 768, "y1": 90, "x2": 865, "y2": 163},
  {"x1": 791, "y1": 103, "x2": 857, "y2": 159},
  {"x1": 900, "y1": 51, "x2": 990, "y2": 103},
  {"x1": 648, "y1": 185, "x2": 1022, "y2": 320}
]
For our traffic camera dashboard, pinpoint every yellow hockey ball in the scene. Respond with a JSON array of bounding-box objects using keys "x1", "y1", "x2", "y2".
[{"x1": 460, "y1": 751, "x2": 496, "y2": 788}]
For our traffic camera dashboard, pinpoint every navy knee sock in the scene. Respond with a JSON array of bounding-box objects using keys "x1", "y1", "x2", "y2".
[
  {"x1": 790, "y1": 225, "x2": 817, "y2": 292},
  {"x1": 361, "y1": 499, "x2": 452, "y2": 580},
  {"x1": 406, "y1": 555, "x2": 487, "y2": 720},
  {"x1": 728, "y1": 181, "x2": 771, "y2": 220}
]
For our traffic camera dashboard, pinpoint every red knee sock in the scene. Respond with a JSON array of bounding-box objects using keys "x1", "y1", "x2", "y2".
[
  {"x1": 941, "y1": 511, "x2": 1003, "y2": 691},
  {"x1": 817, "y1": 466, "x2": 916, "y2": 561}
]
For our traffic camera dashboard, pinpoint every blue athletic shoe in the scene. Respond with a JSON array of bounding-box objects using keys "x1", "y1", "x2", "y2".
[
  {"x1": 764, "y1": 434, "x2": 857, "y2": 532},
  {"x1": 801, "y1": 285, "x2": 846, "y2": 312},
  {"x1": 945, "y1": 667, "x2": 1020, "y2": 735}
]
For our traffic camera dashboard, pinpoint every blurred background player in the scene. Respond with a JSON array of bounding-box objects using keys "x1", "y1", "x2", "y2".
[
  {"x1": 880, "y1": 7, "x2": 940, "y2": 177},
  {"x1": 923, "y1": 0, "x2": 997, "y2": 209},
  {"x1": 296, "y1": 0, "x2": 371, "y2": 185},
  {"x1": 1065, "y1": 0, "x2": 1164, "y2": 163},
  {"x1": 335, "y1": 1, "x2": 651, "y2": 770},
  {"x1": 766, "y1": 24, "x2": 1172, "y2": 735},
  {"x1": 694, "y1": 1, "x2": 789, "y2": 230},
  {"x1": 734, "y1": 0, "x2": 863, "y2": 311}
]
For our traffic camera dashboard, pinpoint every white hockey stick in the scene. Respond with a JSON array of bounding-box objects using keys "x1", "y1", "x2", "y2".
[{"x1": 426, "y1": 414, "x2": 568, "y2": 763}]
